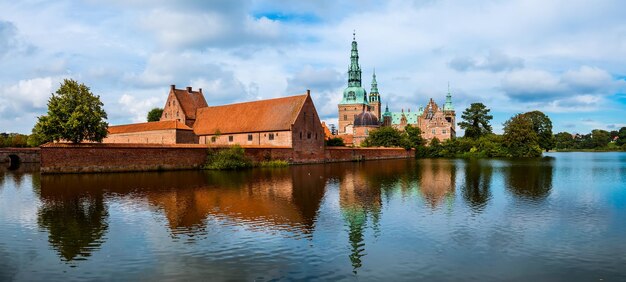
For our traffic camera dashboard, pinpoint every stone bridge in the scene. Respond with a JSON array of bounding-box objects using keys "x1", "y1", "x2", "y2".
[{"x1": 0, "y1": 148, "x2": 40, "y2": 169}]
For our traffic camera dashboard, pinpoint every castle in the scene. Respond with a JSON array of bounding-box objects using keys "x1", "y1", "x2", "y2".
[{"x1": 337, "y1": 33, "x2": 456, "y2": 145}]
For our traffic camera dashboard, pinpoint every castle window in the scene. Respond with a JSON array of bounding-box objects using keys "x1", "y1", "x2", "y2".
[
  {"x1": 228, "y1": 136, "x2": 233, "y2": 142},
  {"x1": 165, "y1": 113, "x2": 168, "y2": 118},
  {"x1": 300, "y1": 132, "x2": 302, "y2": 139},
  {"x1": 248, "y1": 134, "x2": 253, "y2": 141},
  {"x1": 269, "y1": 133, "x2": 275, "y2": 140},
  {"x1": 173, "y1": 100, "x2": 176, "y2": 106},
  {"x1": 432, "y1": 129, "x2": 436, "y2": 135},
  {"x1": 176, "y1": 111, "x2": 179, "y2": 117},
  {"x1": 316, "y1": 133, "x2": 318, "y2": 139},
  {"x1": 211, "y1": 136, "x2": 216, "y2": 143},
  {"x1": 304, "y1": 112, "x2": 306, "y2": 123},
  {"x1": 344, "y1": 115, "x2": 347, "y2": 121},
  {"x1": 307, "y1": 132, "x2": 311, "y2": 139},
  {"x1": 442, "y1": 129, "x2": 447, "y2": 135}
]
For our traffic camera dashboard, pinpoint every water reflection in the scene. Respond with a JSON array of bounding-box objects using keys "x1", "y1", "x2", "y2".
[
  {"x1": 461, "y1": 159, "x2": 493, "y2": 211},
  {"x1": 37, "y1": 184, "x2": 108, "y2": 262},
  {"x1": 504, "y1": 157, "x2": 554, "y2": 201},
  {"x1": 33, "y1": 156, "x2": 559, "y2": 270},
  {"x1": 416, "y1": 159, "x2": 456, "y2": 209}
]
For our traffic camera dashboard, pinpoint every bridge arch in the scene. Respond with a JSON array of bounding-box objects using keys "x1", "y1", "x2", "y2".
[{"x1": 7, "y1": 154, "x2": 20, "y2": 170}]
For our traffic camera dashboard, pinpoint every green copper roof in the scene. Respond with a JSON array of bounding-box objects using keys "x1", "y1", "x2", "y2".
[
  {"x1": 382, "y1": 103, "x2": 391, "y2": 117},
  {"x1": 341, "y1": 31, "x2": 368, "y2": 105},
  {"x1": 390, "y1": 107, "x2": 424, "y2": 125},
  {"x1": 369, "y1": 69, "x2": 380, "y2": 103},
  {"x1": 443, "y1": 83, "x2": 454, "y2": 111}
]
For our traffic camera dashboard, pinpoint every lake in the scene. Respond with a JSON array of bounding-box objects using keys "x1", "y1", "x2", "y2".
[{"x1": 1, "y1": 152, "x2": 625, "y2": 281}]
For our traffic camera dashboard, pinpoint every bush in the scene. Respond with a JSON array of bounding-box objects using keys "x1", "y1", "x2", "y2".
[
  {"x1": 204, "y1": 145, "x2": 253, "y2": 170},
  {"x1": 259, "y1": 160, "x2": 290, "y2": 167}
]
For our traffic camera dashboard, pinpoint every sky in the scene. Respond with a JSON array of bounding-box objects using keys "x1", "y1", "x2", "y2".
[{"x1": 1, "y1": 0, "x2": 625, "y2": 135}]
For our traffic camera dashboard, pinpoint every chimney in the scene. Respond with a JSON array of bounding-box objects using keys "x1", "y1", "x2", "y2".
[
  {"x1": 170, "y1": 84, "x2": 175, "y2": 91},
  {"x1": 186, "y1": 86, "x2": 192, "y2": 92},
  {"x1": 306, "y1": 89, "x2": 310, "y2": 96},
  {"x1": 199, "y1": 88, "x2": 202, "y2": 94}
]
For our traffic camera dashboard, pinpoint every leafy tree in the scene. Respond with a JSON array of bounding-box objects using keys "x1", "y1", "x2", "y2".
[
  {"x1": 362, "y1": 126, "x2": 408, "y2": 148},
  {"x1": 326, "y1": 137, "x2": 345, "y2": 146},
  {"x1": 502, "y1": 114, "x2": 542, "y2": 157},
  {"x1": 617, "y1": 127, "x2": 626, "y2": 146},
  {"x1": 405, "y1": 125, "x2": 425, "y2": 148},
  {"x1": 32, "y1": 79, "x2": 108, "y2": 144},
  {"x1": 147, "y1": 108, "x2": 163, "y2": 122},
  {"x1": 591, "y1": 129, "x2": 610, "y2": 148},
  {"x1": 523, "y1": 111, "x2": 555, "y2": 151},
  {"x1": 458, "y1": 103, "x2": 493, "y2": 139},
  {"x1": 554, "y1": 132, "x2": 574, "y2": 149}
]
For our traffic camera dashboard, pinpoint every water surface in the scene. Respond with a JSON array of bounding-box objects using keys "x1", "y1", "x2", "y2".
[{"x1": 1, "y1": 152, "x2": 625, "y2": 281}]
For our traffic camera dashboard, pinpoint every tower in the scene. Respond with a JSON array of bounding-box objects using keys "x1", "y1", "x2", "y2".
[
  {"x1": 338, "y1": 31, "x2": 369, "y2": 134},
  {"x1": 443, "y1": 83, "x2": 456, "y2": 128},
  {"x1": 368, "y1": 69, "x2": 381, "y2": 120},
  {"x1": 382, "y1": 103, "x2": 392, "y2": 127}
]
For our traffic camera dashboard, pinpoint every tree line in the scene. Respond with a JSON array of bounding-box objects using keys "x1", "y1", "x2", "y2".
[{"x1": 361, "y1": 102, "x2": 626, "y2": 157}]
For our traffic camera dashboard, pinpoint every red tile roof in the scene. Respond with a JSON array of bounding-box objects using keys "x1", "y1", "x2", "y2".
[
  {"x1": 173, "y1": 88, "x2": 208, "y2": 120},
  {"x1": 108, "y1": 120, "x2": 192, "y2": 134},
  {"x1": 194, "y1": 94, "x2": 308, "y2": 135}
]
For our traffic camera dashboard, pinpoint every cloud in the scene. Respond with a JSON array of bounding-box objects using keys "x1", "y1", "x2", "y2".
[
  {"x1": 0, "y1": 20, "x2": 34, "y2": 57},
  {"x1": 286, "y1": 65, "x2": 343, "y2": 94},
  {"x1": 449, "y1": 50, "x2": 524, "y2": 72},
  {"x1": 117, "y1": 94, "x2": 162, "y2": 123}
]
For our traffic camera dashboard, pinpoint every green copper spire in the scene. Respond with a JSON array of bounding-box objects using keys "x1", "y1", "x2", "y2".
[
  {"x1": 444, "y1": 82, "x2": 454, "y2": 111},
  {"x1": 369, "y1": 68, "x2": 380, "y2": 103},
  {"x1": 340, "y1": 31, "x2": 368, "y2": 105},
  {"x1": 383, "y1": 102, "x2": 391, "y2": 117},
  {"x1": 348, "y1": 30, "x2": 362, "y2": 88}
]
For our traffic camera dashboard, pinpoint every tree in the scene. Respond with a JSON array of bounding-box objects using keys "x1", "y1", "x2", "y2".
[
  {"x1": 147, "y1": 108, "x2": 163, "y2": 122},
  {"x1": 502, "y1": 114, "x2": 542, "y2": 157},
  {"x1": 523, "y1": 111, "x2": 555, "y2": 151},
  {"x1": 404, "y1": 125, "x2": 425, "y2": 148},
  {"x1": 591, "y1": 129, "x2": 610, "y2": 148},
  {"x1": 362, "y1": 126, "x2": 408, "y2": 148},
  {"x1": 617, "y1": 127, "x2": 626, "y2": 146},
  {"x1": 326, "y1": 137, "x2": 345, "y2": 146},
  {"x1": 32, "y1": 79, "x2": 108, "y2": 144},
  {"x1": 554, "y1": 132, "x2": 574, "y2": 150},
  {"x1": 458, "y1": 103, "x2": 493, "y2": 139}
]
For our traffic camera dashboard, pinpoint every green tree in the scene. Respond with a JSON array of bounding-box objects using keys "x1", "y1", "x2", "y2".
[
  {"x1": 405, "y1": 125, "x2": 425, "y2": 148},
  {"x1": 326, "y1": 137, "x2": 345, "y2": 146},
  {"x1": 32, "y1": 79, "x2": 108, "y2": 144},
  {"x1": 617, "y1": 127, "x2": 626, "y2": 146},
  {"x1": 362, "y1": 126, "x2": 407, "y2": 148},
  {"x1": 523, "y1": 111, "x2": 555, "y2": 151},
  {"x1": 502, "y1": 114, "x2": 542, "y2": 157},
  {"x1": 458, "y1": 103, "x2": 493, "y2": 139},
  {"x1": 147, "y1": 108, "x2": 163, "y2": 122},
  {"x1": 554, "y1": 132, "x2": 574, "y2": 149},
  {"x1": 591, "y1": 129, "x2": 610, "y2": 148}
]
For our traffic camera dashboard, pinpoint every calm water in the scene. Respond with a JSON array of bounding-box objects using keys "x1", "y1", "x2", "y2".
[{"x1": 1, "y1": 153, "x2": 625, "y2": 281}]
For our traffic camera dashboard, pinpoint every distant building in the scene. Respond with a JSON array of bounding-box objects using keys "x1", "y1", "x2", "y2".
[
  {"x1": 193, "y1": 91, "x2": 324, "y2": 154},
  {"x1": 336, "y1": 33, "x2": 456, "y2": 145},
  {"x1": 104, "y1": 120, "x2": 197, "y2": 144},
  {"x1": 160, "y1": 85, "x2": 208, "y2": 128}
]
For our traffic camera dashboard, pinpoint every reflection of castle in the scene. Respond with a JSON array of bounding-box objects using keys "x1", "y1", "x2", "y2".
[
  {"x1": 417, "y1": 159, "x2": 456, "y2": 209},
  {"x1": 338, "y1": 33, "x2": 456, "y2": 146}
]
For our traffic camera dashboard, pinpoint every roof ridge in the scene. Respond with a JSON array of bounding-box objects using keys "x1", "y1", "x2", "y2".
[{"x1": 205, "y1": 94, "x2": 307, "y2": 109}]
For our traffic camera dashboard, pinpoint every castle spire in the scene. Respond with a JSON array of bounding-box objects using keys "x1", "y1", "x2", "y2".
[
  {"x1": 348, "y1": 31, "x2": 362, "y2": 88},
  {"x1": 444, "y1": 82, "x2": 454, "y2": 111}
]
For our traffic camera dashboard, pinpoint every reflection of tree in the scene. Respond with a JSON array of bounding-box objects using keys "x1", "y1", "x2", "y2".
[
  {"x1": 505, "y1": 157, "x2": 554, "y2": 201},
  {"x1": 37, "y1": 191, "x2": 108, "y2": 262},
  {"x1": 461, "y1": 159, "x2": 492, "y2": 211}
]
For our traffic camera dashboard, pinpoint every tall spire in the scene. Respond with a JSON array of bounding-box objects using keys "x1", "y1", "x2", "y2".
[
  {"x1": 444, "y1": 82, "x2": 454, "y2": 111},
  {"x1": 370, "y1": 69, "x2": 378, "y2": 94},
  {"x1": 348, "y1": 30, "x2": 362, "y2": 88}
]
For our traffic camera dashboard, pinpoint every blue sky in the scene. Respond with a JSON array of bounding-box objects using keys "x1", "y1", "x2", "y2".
[{"x1": 1, "y1": 0, "x2": 625, "y2": 134}]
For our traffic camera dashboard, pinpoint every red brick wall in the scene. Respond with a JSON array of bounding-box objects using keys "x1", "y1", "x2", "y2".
[{"x1": 40, "y1": 144, "x2": 414, "y2": 173}]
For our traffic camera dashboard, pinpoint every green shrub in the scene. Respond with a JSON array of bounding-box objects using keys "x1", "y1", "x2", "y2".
[
  {"x1": 326, "y1": 137, "x2": 345, "y2": 146},
  {"x1": 204, "y1": 145, "x2": 253, "y2": 170},
  {"x1": 259, "y1": 160, "x2": 289, "y2": 167}
]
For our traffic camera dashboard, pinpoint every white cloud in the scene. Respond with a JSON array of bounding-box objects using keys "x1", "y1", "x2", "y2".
[{"x1": 117, "y1": 94, "x2": 162, "y2": 123}]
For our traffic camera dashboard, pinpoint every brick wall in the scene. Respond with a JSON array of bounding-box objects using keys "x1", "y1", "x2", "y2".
[
  {"x1": 199, "y1": 130, "x2": 292, "y2": 147},
  {"x1": 291, "y1": 94, "x2": 325, "y2": 161},
  {"x1": 40, "y1": 144, "x2": 414, "y2": 174},
  {"x1": 103, "y1": 129, "x2": 197, "y2": 144}
]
